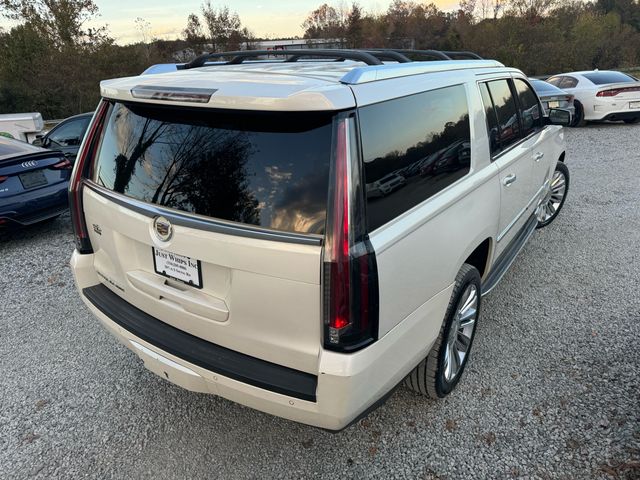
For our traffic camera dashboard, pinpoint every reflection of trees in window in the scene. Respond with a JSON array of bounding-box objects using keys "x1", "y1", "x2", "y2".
[{"x1": 108, "y1": 105, "x2": 260, "y2": 226}]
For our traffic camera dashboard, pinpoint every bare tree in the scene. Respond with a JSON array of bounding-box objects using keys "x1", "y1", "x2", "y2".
[{"x1": 302, "y1": 3, "x2": 345, "y2": 39}]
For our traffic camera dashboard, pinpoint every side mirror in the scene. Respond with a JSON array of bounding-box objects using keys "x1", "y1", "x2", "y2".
[
  {"x1": 32, "y1": 135, "x2": 44, "y2": 146},
  {"x1": 547, "y1": 108, "x2": 572, "y2": 126}
]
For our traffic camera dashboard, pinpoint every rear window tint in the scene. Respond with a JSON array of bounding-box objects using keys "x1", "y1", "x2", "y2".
[
  {"x1": 93, "y1": 103, "x2": 333, "y2": 234},
  {"x1": 359, "y1": 84, "x2": 471, "y2": 231},
  {"x1": 530, "y1": 80, "x2": 563, "y2": 94},
  {"x1": 583, "y1": 72, "x2": 636, "y2": 85}
]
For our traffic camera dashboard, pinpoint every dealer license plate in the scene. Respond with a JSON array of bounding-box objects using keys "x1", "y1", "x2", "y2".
[{"x1": 152, "y1": 247, "x2": 202, "y2": 288}]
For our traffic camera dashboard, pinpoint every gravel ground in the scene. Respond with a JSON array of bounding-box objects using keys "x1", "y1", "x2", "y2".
[{"x1": 1, "y1": 124, "x2": 639, "y2": 479}]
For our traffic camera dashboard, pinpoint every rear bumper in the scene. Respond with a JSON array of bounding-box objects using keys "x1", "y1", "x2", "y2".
[
  {"x1": 71, "y1": 250, "x2": 452, "y2": 430},
  {"x1": 0, "y1": 181, "x2": 68, "y2": 225},
  {"x1": 586, "y1": 104, "x2": 640, "y2": 121},
  {"x1": 599, "y1": 111, "x2": 640, "y2": 122}
]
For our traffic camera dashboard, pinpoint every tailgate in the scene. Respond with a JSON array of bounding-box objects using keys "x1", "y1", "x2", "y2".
[
  {"x1": 83, "y1": 185, "x2": 323, "y2": 373},
  {"x1": 80, "y1": 100, "x2": 336, "y2": 375}
]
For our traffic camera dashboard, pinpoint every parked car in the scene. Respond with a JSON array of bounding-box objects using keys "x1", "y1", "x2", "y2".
[
  {"x1": 529, "y1": 78, "x2": 576, "y2": 122},
  {"x1": 370, "y1": 172, "x2": 406, "y2": 197},
  {"x1": 69, "y1": 49, "x2": 570, "y2": 431},
  {"x1": 546, "y1": 70, "x2": 640, "y2": 126},
  {"x1": 0, "y1": 112, "x2": 44, "y2": 142},
  {"x1": 0, "y1": 136, "x2": 70, "y2": 227},
  {"x1": 33, "y1": 112, "x2": 93, "y2": 161}
]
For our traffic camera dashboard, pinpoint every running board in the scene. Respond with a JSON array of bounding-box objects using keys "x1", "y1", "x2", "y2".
[{"x1": 481, "y1": 215, "x2": 537, "y2": 297}]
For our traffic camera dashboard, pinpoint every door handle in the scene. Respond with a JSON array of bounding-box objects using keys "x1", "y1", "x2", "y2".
[
  {"x1": 126, "y1": 270, "x2": 229, "y2": 323},
  {"x1": 533, "y1": 152, "x2": 544, "y2": 162},
  {"x1": 503, "y1": 174, "x2": 517, "y2": 186}
]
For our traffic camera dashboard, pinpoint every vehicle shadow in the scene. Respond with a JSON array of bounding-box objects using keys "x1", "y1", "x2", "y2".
[
  {"x1": 0, "y1": 212, "x2": 72, "y2": 245},
  {"x1": 580, "y1": 120, "x2": 640, "y2": 128}
]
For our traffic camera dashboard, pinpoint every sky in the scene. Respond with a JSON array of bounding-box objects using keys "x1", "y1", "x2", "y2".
[{"x1": 86, "y1": 0, "x2": 458, "y2": 44}]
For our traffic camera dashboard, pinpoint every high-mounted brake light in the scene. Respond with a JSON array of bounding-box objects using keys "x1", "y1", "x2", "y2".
[
  {"x1": 322, "y1": 115, "x2": 379, "y2": 352},
  {"x1": 68, "y1": 100, "x2": 109, "y2": 254},
  {"x1": 131, "y1": 85, "x2": 216, "y2": 103}
]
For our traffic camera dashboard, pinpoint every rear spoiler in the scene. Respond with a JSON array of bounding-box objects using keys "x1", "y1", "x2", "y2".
[{"x1": 141, "y1": 64, "x2": 183, "y2": 75}]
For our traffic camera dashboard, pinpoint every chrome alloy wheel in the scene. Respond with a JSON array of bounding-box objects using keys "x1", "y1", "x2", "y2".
[
  {"x1": 443, "y1": 284, "x2": 478, "y2": 382},
  {"x1": 536, "y1": 169, "x2": 567, "y2": 223}
]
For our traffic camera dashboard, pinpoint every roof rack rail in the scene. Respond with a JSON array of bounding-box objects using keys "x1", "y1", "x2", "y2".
[
  {"x1": 440, "y1": 51, "x2": 483, "y2": 60},
  {"x1": 184, "y1": 49, "x2": 384, "y2": 69},
  {"x1": 363, "y1": 50, "x2": 412, "y2": 63},
  {"x1": 370, "y1": 49, "x2": 483, "y2": 61}
]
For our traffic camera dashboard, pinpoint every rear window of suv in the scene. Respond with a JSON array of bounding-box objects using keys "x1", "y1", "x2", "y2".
[
  {"x1": 92, "y1": 102, "x2": 333, "y2": 235},
  {"x1": 583, "y1": 72, "x2": 636, "y2": 85}
]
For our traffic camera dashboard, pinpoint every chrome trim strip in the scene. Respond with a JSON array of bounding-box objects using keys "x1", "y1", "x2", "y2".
[
  {"x1": 497, "y1": 182, "x2": 547, "y2": 242},
  {"x1": 83, "y1": 180, "x2": 323, "y2": 246}
]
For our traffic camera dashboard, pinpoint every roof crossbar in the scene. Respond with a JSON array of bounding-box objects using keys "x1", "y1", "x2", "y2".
[{"x1": 185, "y1": 49, "x2": 384, "y2": 69}]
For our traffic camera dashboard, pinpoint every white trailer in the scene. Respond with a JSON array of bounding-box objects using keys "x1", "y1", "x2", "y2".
[{"x1": 0, "y1": 112, "x2": 44, "y2": 143}]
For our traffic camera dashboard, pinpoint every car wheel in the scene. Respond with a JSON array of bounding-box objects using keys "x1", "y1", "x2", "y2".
[
  {"x1": 536, "y1": 161, "x2": 569, "y2": 228},
  {"x1": 571, "y1": 101, "x2": 586, "y2": 127},
  {"x1": 405, "y1": 263, "x2": 481, "y2": 399},
  {"x1": 623, "y1": 118, "x2": 639, "y2": 124}
]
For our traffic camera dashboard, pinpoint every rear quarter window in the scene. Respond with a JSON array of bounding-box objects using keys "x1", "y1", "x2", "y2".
[
  {"x1": 359, "y1": 84, "x2": 471, "y2": 231},
  {"x1": 92, "y1": 103, "x2": 333, "y2": 234}
]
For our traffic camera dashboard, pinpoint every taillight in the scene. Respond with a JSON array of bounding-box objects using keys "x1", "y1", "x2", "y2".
[
  {"x1": 69, "y1": 100, "x2": 109, "y2": 254},
  {"x1": 597, "y1": 86, "x2": 640, "y2": 97},
  {"x1": 0, "y1": 175, "x2": 7, "y2": 183},
  {"x1": 51, "y1": 158, "x2": 72, "y2": 169},
  {"x1": 322, "y1": 115, "x2": 379, "y2": 352}
]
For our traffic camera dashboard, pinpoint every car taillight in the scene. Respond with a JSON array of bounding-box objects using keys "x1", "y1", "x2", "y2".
[
  {"x1": 597, "y1": 86, "x2": 640, "y2": 97},
  {"x1": 51, "y1": 158, "x2": 72, "y2": 169},
  {"x1": 322, "y1": 115, "x2": 379, "y2": 352},
  {"x1": 69, "y1": 100, "x2": 109, "y2": 254},
  {"x1": 0, "y1": 175, "x2": 7, "y2": 183}
]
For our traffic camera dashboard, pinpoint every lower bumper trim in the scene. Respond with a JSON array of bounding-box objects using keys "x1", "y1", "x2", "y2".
[{"x1": 83, "y1": 284, "x2": 318, "y2": 401}]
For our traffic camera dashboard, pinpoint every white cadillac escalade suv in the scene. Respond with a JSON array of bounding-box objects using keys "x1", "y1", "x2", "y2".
[{"x1": 70, "y1": 49, "x2": 571, "y2": 430}]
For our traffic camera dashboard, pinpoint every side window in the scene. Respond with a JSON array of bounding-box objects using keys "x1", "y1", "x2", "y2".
[
  {"x1": 47, "y1": 118, "x2": 89, "y2": 147},
  {"x1": 486, "y1": 79, "x2": 521, "y2": 151},
  {"x1": 359, "y1": 84, "x2": 471, "y2": 231},
  {"x1": 480, "y1": 83, "x2": 501, "y2": 156},
  {"x1": 559, "y1": 76, "x2": 578, "y2": 89},
  {"x1": 513, "y1": 79, "x2": 542, "y2": 136},
  {"x1": 546, "y1": 76, "x2": 563, "y2": 87}
]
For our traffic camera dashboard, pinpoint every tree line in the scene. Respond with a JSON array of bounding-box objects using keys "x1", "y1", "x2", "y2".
[{"x1": 0, "y1": 0, "x2": 638, "y2": 120}]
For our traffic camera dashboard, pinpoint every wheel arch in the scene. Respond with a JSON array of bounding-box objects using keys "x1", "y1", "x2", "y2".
[{"x1": 461, "y1": 237, "x2": 493, "y2": 280}]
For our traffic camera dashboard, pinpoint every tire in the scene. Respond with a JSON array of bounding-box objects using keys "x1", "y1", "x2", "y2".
[
  {"x1": 404, "y1": 263, "x2": 482, "y2": 399},
  {"x1": 536, "y1": 161, "x2": 569, "y2": 229},
  {"x1": 623, "y1": 118, "x2": 639, "y2": 124},
  {"x1": 571, "y1": 101, "x2": 586, "y2": 127}
]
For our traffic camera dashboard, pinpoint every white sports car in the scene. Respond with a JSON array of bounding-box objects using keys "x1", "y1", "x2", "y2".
[{"x1": 546, "y1": 70, "x2": 640, "y2": 126}]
